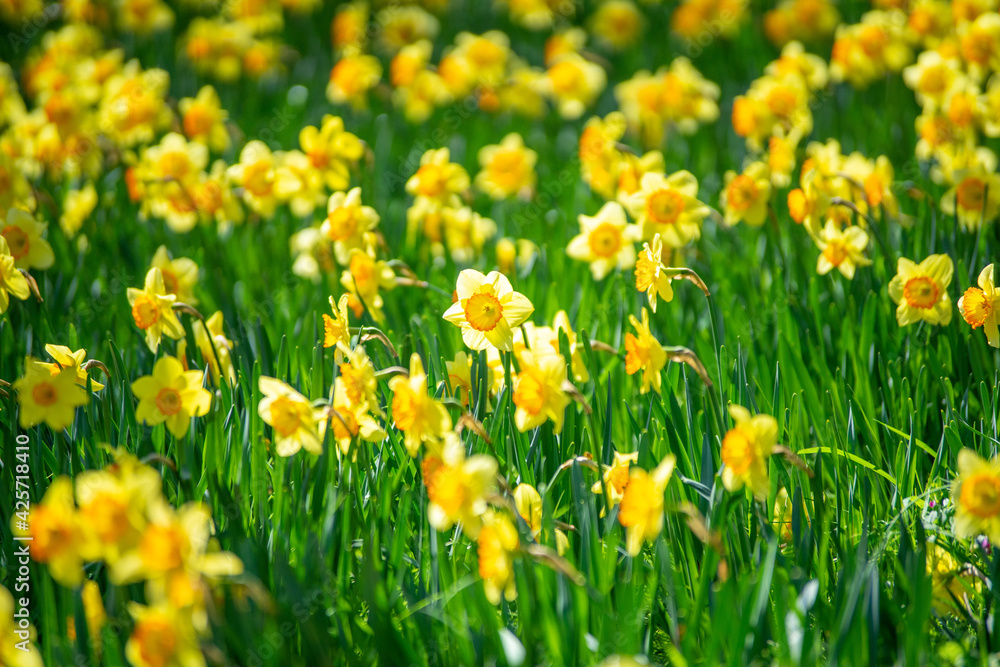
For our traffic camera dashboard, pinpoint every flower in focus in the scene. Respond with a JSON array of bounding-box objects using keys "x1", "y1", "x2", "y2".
[
  {"x1": 133, "y1": 356, "x2": 212, "y2": 439},
  {"x1": 127, "y1": 268, "x2": 185, "y2": 353},
  {"x1": 815, "y1": 221, "x2": 871, "y2": 279},
  {"x1": 887, "y1": 255, "x2": 954, "y2": 327},
  {"x1": 323, "y1": 294, "x2": 352, "y2": 350},
  {"x1": 257, "y1": 377, "x2": 323, "y2": 457},
  {"x1": 952, "y1": 448, "x2": 1000, "y2": 544},
  {"x1": 959, "y1": 264, "x2": 1000, "y2": 346},
  {"x1": 721, "y1": 404, "x2": 778, "y2": 501},
  {"x1": 633, "y1": 234, "x2": 673, "y2": 313},
  {"x1": 567, "y1": 201, "x2": 641, "y2": 280},
  {"x1": 618, "y1": 455, "x2": 676, "y2": 556},
  {"x1": 625, "y1": 308, "x2": 666, "y2": 395},
  {"x1": 38, "y1": 344, "x2": 105, "y2": 391},
  {"x1": 443, "y1": 269, "x2": 534, "y2": 352},
  {"x1": 14, "y1": 358, "x2": 89, "y2": 431}
]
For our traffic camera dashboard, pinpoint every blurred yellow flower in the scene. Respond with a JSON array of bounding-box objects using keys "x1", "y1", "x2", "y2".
[
  {"x1": 1, "y1": 208, "x2": 54, "y2": 271},
  {"x1": 618, "y1": 455, "x2": 676, "y2": 556},
  {"x1": 389, "y1": 353, "x2": 452, "y2": 456},
  {"x1": 625, "y1": 308, "x2": 666, "y2": 395},
  {"x1": 14, "y1": 358, "x2": 89, "y2": 431},
  {"x1": 567, "y1": 201, "x2": 641, "y2": 280},
  {"x1": 620, "y1": 170, "x2": 708, "y2": 246},
  {"x1": 257, "y1": 377, "x2": 323, "y2": 457},
  {"x1": 0, "y1": 236, "x2": 31, "y2": 314},
  {"x1": 721, "y1": 404, "x2": 778, "y2": 501},
  {"x1": 592, "y1": 450, "x2": 639, "y2": 513},
  {"x1": 127, "y1": 268, "x2": 185, "y2": 353},
  {"x1": 815, "y1": 221, "x2": 871, "y2": 279},
  {"x1": 952, "y1": 448, "x2": 1000, "y2": 543},
  {"x1": 721, "y1": 162, "x2": 772, "y2": 226},
  {"x1": 513, "y1": 348, "x2": 571, "y2": 434},
  {"x1": 477, "y1": 511, "x2": 519, "y2": 604},
  {"x1": 475, "y1": 133, "x2": 537, "y2": 200}
]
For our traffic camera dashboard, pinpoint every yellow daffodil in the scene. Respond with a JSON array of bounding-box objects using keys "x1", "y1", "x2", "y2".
[
  {"x1": 321, "y1": 187, "x2": 380, "y2": 263},
  {"x1": 13, "y1": 477, "x2": 87, "y2": 587},
  {"x1": 633, "y1": 234, "x2": 674, "y2": 313},
  {"x1": 0, "y1": 236, "x2": 30, "y2": 314},
  {"x1": 60, "y1": 184, "x2": 98, "y2": 238},
  {"x1": 325, "y1": 382, "x2": 386, "y2": 457},
  {"x1": 618, "y1": 455, "x2": 676, "y2": 556},
  {"x1": 127, "y1": 268, "x2": 185, "y2": 353},
  {"x1": 125, "y1": 602, "x2": 206, "y2": 667},
  {"x1": 721, "y1": 162, "x2": 772, "y2": 226},
  {"x1": 941, "y1": 167, "x2": 1000, "y2": 231},
  {"x1": 340, "y1": 243, "x2": 396, "y2": 323},
  {"x1": 952, "y1": 448, "x2": 1000, "y2": 543},
  {"x1": 592, "y1": 450, "x2": 639, "y2": 513},
  {"x1": 227, "y1": 141, "x2": 278, "y2": 217},
  {"x1": 14, "y1": 358, "x2": 89, "y2": 430},
  {"x1": 179, "y1": 85, "x2": 230, "y2": 153},
  {"x1": 151, "y1": 246, "x2": 199, "y2": 306},
  {"x1": 389, "y1": 353, "x2": 452, "y2": 456},
  {"x1": 298, "y1": 115, "x2": 364, "y2": 192},
  {"x1": 257, "y1": 377, "x2": 323, "y2": 457},
  {"x1": 544, "y1": 53, "x2": 607, "y2": 120},
  {"x1": 513, "y1": 349, "x2": 571, "y2": 434},
  {"x1": 1, "y1": 208, "x2": 54, "y2": 271},
  {"x1": 474, "y1": 133, "x2": 537, "y2": 200},
  {"x1": 323, "y1": 294, "x2": 352, "y2": 350},
  {"x1": 336, "y1": 343, "x2": 382, "y2": 416},
  {"x1": 186, "y1": 311, "x2": 236, "y2": 387},
  {"x1": 567, "y1": 201, "x2": 642, "y2": 280},
  {"x1": 477, "y1": 510, "x2": 519, "y2": 604},
  {"x1": 443, "y1": 350, "x2": 475, "y2": 406},
  {"x1": 960, "y1": 264, "x2": 1000, "y2": 346},
  {"x1": 816, "y1": 221, "x2": 871, "y2": 279},
  {"x1": 620, "y1": 171, "x2": 709, "y2": 246},
  {"x1": 443, "y1": 269, "x2": 534, "y2": 352},
  {"x1": 721, "y1": 404, "x2": 778, "y2": 501},
  {"x1": 625, "y1": 308, "x2": 667, "y2": 395},
  {"x1": 38, "y1": 344, "x2": 104, "y2": 391},
  {"x1": 406, "y1": 148, "x2": 470, "y2": 206},
  {"x1": 133, "y1": 356, "x2": 212, "y2": 439},
  {"x1": 888, "y1": 255, "x2": 954, "y2": 327},
  {"x1": 0, "y1": 585, "x2": 43, "y2": 667},
  {"x1": 423, "y1": 435, "x2": 497, "y2": 537},
  {"x1": 327, "y1": 53, "x2": 382, "y2": 109}
]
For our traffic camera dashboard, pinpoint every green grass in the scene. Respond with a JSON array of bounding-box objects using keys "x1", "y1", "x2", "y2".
[{"x1": 2, "y1": 1, "x2": 1000, "y2": 666}]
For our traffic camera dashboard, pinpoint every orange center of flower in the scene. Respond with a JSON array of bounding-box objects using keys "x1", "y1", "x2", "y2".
[
  {"x1": 183, "y1": 105, "x2": 215, "y2": 138},
  {"x1": 243, "y1": 161, "x2": 273, "y2": 197},
  {"x1": 721, "y1": 427, "x2": 754, "y2": 476},
  {"x1": 131, "y1": 293, "x2": 160, "y2": 330},
  {"x1": 133, "y1": 616, "x2": 178, "y2": 667},
  {"x1": 961, "y1": 472, "x2": 1000, "y2": 518},
  {"x1": 514, "y1": 371, "x2": 546, "y2": 416},
  {"x1": 588, "y1": 223, "x2": 623, "y2": 258},
  {"x1": 961, "y1": 287, "x2": 993, "y2": 328},
  {"x1": 863, "y1": 174, "x2": 885, "y2": 207},
  {"x1": 83, "y1": 492, "x2": 129, "y2": 543},
  {"x1": 623, "y1": 333, "x2": 650, "y2": 376},
  {"x1": 647, "y1": 189, "x2": 684, "y2": 226},
  {"x1": 155, "y1": 387, "x2": 183, "y2": 416},
  {"x1": 270, "y1": 396, "x2": 302, "y2": 437},
  {"x1": 32, "y1": 381, "x2": 58, "y2": 407},
  {"x1": 956, "y1": 177, "x2": 986, "y2": 211},
  {"x1": 765, "y1": 86, "x2": 798, "y2": 118},
  {"x1": 948, "y1": 94, "x2": 975, "y2": 128},
  {"x1": 609, "y1": 464, "x2": 631, "y2": 495},
  {"x1": 326, "y1": 206, "x2": 357, "y2": 241},
  {"x1": 330, "y1": 408, "x2": 359, "y2": 441},
  {"x1": 464, "y1": 291, "x2": 504, "y2": 332},
  {"x1": 139, "y1": 524, "x2": 186, "y2": 572},
  {"x1": 548, "y1": 61, "x2": 583, "y2": 94},
  {"x1": 822, "y1": 240, "x2": 849, "y2": 267},
  {"x1": 726, "y1": 175, "x2": 758, "y2": 212},
  {"x1": 414, "y1": 164, "x2": 448, "y2": 198},
  {"x1": 903, "y1": 276, "x2": 940, "y2": 309},
  {"x1": 1, "y1": 227, "x2": 29, "y2": 260},
  {"x1": 918, "y1": 66, "x2": 948, "y2": 96},
  {"x1": 488, "y1": 150, "x2": 525, "y2": 191},
  {"x1": 961, "y1": 31, "x2": 992, "y2": 64}
]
